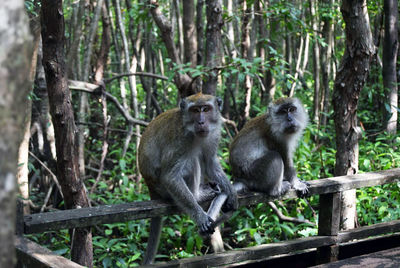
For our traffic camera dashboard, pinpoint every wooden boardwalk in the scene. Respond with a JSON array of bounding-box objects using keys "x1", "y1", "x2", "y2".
[{"x1": 313, "y1": 247, "x2": 400, "y2": 268}]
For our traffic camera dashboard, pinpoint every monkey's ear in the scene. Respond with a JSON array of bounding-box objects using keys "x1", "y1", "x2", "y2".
[
  {"x1": 179, "y1": 98, "x2": 187, "y2": 111},
  {"x1": 216, "y1": 97, "x2": 223, "y2": 111}
]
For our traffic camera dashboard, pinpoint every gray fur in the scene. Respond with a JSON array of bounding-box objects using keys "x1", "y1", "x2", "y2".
[
  {"x1": 230, "y1": 97, "x2": 309, "y2": 197},
  {"x1": 139, "y1": 94, "x2": 238, "y2": 264}
]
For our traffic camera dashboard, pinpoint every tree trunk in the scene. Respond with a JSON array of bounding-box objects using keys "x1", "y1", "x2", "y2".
[
  {"x1": 239, "y1": 0, "x2": 252, "y2": 127},
  {"x1": 310, "y1": 0, "x2": 321, "y2": 124},
  {"x1": 383, "y1": 0, "x2": 398, "y2": 134},
  {"x1": 182, "y1": 0, "x2": 197, "y2": 67},
  {"x1": 332, "y1": 0, "x2": 375, "y2": 231},
  {"x1": 203, "y1": 0, "x2": 223, "y2": 95},
  {"x1": 196, "y1": 0, "x2": 205, "y2": 65},
  {"x1": 78, "y1": 0, "x2": 104, "y2": 177},
  {"x1": 41, "y1": 0, "x2": 93, "y2": 266},
  {"x1": 320, "y1": 0, "x2": 334, "y2": 127},
  {"x1": 0, "y1": 1, "x2": 32, "y2": 266},
  {"x1": 67, "y1": 0, "x2": 86, "y2": 80},
  {"x1": 149, "y1": 0, "x2": 195, "y2": 97}
]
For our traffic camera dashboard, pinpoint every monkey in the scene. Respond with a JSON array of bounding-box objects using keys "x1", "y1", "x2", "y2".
[
  {"x1": 138, "y1": 93, "x2": 238, "y2": 264},
  {"x1": 229, "y1": 97, "x2": 309, "y2": 197}
]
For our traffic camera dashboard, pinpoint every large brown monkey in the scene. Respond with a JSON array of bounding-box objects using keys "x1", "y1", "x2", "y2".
[
  {"x1": 138, "y1": 93, "x2": 238, "y2": 264},
  {"x1": 230, "y1": 97, "x2": 309, "y2": 197}
]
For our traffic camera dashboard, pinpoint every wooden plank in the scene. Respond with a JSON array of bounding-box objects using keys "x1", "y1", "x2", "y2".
[
  {"x1": 15, "y1": 236, "x2": 83, "y2": 268},
  {"x1": 24, "y1": 168, "x2": 400, "y2": 234},
  {"x1": 316, "y1": 193, "x2": 341, "y2": 264},
  {"x1": 338, "y1": 219, "x2": 400, "y2": 243},
  {"x1": 307, "y1": 168, "x2": 400, "y2": 195},
  {"x1": 145, "y1": 236, "x2": 336, "y2": 267},
  {"x1": 318, "y1": 193, "x2": 341, "y2": 236}
]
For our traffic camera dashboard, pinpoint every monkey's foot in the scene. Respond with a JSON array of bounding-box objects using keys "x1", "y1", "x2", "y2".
[
  {"x1": 269, "y1": 181, "x2": 291, "y2": 197},
  {"x1": 292, "y1": 179, "x2": 309, "y2": 197},
  {"x1": 198, "y1": 215, "x2": 215, "y2": 236}
]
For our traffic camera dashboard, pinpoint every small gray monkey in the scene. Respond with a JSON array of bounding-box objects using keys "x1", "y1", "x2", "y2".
[{"x1": 229, "y1": 97, "x2": 309, "y2": 197}]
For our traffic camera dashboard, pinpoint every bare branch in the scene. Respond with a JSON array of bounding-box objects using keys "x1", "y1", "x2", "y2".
[
  {"x1": 68, "y1": 80, "x2": 149, "y2": 127},
  {"x1": 268, "y1": 201, "x2": 316, "y2": 226},
  {"x1": 105, "y1": 72, "x2": 169, "y2": 83},
  {"x1": 28, "y1": 151, "x2": 64, "y2": 199}
]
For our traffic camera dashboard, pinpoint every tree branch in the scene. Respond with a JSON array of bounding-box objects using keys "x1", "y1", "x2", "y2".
[
  {"x1": 105, "y1": 72, "x2": 169, "y2": 83},
  {"x1": 68, "y1": 80, "x2": 148, "y2": 127},
  {"x1": 268, "y1": 201, "x2": 316, "y2": 226}
]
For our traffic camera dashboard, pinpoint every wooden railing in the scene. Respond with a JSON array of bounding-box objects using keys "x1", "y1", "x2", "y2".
[{"x1": 15, "y1": 168, "x2": 400, "y2": 267}]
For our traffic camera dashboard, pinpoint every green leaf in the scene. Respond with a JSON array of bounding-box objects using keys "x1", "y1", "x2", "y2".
[{"x1": 186, "y1": 236, "x2": 194, "y2": 253}]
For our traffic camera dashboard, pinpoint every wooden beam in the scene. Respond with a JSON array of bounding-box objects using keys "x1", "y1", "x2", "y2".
[
  {"x1": 338, "y1": 219, "x2": 400, "y2": 243},
  {"x1": 24, "y1": 168, "x2": 400, "y2": 234},
  {"x1": 15, "y1": 236, "x2": 83, "y2": 268},
  {"x1": 146, "y1": 236, "x2": 335, "y2": 267}
]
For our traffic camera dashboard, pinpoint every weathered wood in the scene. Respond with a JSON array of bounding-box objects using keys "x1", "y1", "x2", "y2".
[
  {"x1": 24, "y1": 168, "x2": 400, "y2": 234},
  {"x1": 15, "y1": 236, "x2": 83, "y2": 268},
  {"x1": 307, "y1": 168, "x2": 400, "y2": 195},
  {"x1": 338, "y1": 219, "x2": 400, "y2": 243},
  {"x1": 146, "y1": 236, "x2": 336, "y2": 267},
  {"x1": 318, "y1": 193, "x2": 341, "y2": 236},
  {"x1": 16, "y1": 199, "x2": 25, "y2": 235},
  {"x1": 316, "y1": 193, "x2": 341, "y2": 264}
]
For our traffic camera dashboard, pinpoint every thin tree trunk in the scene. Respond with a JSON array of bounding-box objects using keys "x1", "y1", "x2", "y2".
[
  {"x1": 173, "y1": 0, "x2": 184, "y2": 63},
  {"x1": 114, "y1": 0, "x2": 141, "y2": 157},
  {"x1": 91, "y1": 2, "x2": 111, "y2": 194},
  {"x1": 149, "y1": 0, "x2": 194, "y2": 97},
  {"x1": 239, "y1": 0, "x2": 252, "y2": 127},
  {"x1": 222, "y1": 0, "x2": 237, "y2": 118},
  {"x1": 383, "y1": 0, "x2": 398, "y2": 134},
  {"x1": 41, "y1": 0, "x2": 93, "y2": 266},
  {"x1": 78, "y1": 0, "x2": 104, "y2": 177},
  {"x1": 310, "y1": 0, "x2": 321, "y2": 124},
  {"x1": 265, "y1": 0, "x2": 277, "y2": 103},
  {"x1": 0, "y1": 1, "x2": 32, "y2": 265},
  {"x1": 321, "y1": 0, "x2": 334, "y2": 127},
  {"x1": 203, "y1": 0, "x2": 223, "y2": 95},
  {"x1": 332, "y1": 0, "x2": 375, "y2": 231},
  {"x1": 67, "y1": 0, "x2": 86, "y2": 80},
  {"x1": 182, "y1": 0, "x2": 197, "y2": 67},
  {"x1": 196, "y1": 0, "x2": 205, "y2": 65},
  {"x1": 17, "y1": 22, "x2": 41, "y2": 214}
]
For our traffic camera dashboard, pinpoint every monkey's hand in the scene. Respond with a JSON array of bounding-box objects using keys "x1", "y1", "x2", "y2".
[
  {"x1": 291, "y1": 177, "x2": 309, "y2": 197},
  {"x1": 221, "y1": 187, "x2": 239, "y2": 212},
  {"x1": 197, "y1": 213, "x2": 215, "y2": 236}
]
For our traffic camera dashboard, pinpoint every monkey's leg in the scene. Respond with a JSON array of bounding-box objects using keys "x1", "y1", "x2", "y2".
[
  {"x1": 207, "y1": 183, "x2": 244, "y2": 226},
  {"x1": 249, "y1": 152, "x2": 291, "y2": 197},
  {"x1": 142, "y1": 216, "x2": 164, "y2": 265}
]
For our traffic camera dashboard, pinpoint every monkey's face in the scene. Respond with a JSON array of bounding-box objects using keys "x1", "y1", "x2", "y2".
[
  {"x1": 268, "y1": 98, "x2": 308, "y2": 137},
  {"x1": 277, "y1": 103, "x2": 301, "y2": 134},
  {"x1": 180, "y1": 94, "x2": 221, "y2": 138},
  {"x1": 188, "y1": 104, "x2": 215, "y2": 137}
]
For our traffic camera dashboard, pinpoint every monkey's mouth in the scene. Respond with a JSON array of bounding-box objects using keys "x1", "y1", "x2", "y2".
[
  {"x1": 195, "y1": 127, "x2": 210, "y2": 137},
  {"x1": 285, "y1": 125, "x2": 298, "y2": 134}
]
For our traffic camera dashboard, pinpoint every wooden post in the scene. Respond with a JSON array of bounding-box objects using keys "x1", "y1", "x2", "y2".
[
  {"x1": 316, "y1": 192, "x2": 341, "y2": 264},
  {"x1": 15, "y1": 199, "x2": 25, "y2": 235}
]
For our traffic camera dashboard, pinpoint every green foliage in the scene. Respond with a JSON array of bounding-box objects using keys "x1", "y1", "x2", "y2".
[{"x1": 28, "y1": 0, "x2": 400, "y2": 266}]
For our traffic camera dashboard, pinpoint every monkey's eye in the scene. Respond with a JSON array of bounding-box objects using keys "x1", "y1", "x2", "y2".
[
  {"x1": 288, "y1": 106, "x2": 297, "y2": 113},
  {"x1": 190, "y1": 107, "x2": 201, "y2": 113},
  {"x1": 203, "y1": 106, "x2": 211, "y2": 112}
]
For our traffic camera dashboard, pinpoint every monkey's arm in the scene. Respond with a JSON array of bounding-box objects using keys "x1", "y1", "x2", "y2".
[
  {"x1": 160, "y1": 166, "x2": 215, "y2": 235},
  {"x1": 205, "y1": 157, "x2": 238, "y2": 212},
  {"x1": 282, "y1": 155, "x2": 309, "y2": 196}
]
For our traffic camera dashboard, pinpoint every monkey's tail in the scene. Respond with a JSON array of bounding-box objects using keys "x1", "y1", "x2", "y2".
[{"x1": 142, "y1": 216, "x2": 164, "y2": 265}]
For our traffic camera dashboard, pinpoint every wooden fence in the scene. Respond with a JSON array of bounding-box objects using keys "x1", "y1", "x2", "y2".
[{"x1": 15, "y1": 168, "x2": 400, "y2": 267}]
